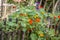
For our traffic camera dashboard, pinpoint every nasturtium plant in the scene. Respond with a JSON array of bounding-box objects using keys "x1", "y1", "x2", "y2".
[{"x1": 0, "y1": 5, "x2": 60, "y2": 40}]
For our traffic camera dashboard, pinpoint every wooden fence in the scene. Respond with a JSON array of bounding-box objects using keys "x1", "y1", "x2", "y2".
[{"x1": 0, "y1": 30, "x2": 30, "y2": 40}]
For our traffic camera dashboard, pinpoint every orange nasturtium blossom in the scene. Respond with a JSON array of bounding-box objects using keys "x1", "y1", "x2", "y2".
[
  {"x1": 54, "y1": 16, "x2": 56, "y2": 19},
  {"x1": 39, "y1": 33, "x2": 44, "y2": 37},
  {"x1": 28, "y1": 19, "x2": 33, "y2": 24},
  {"x1": 58, "y1": 15, "x2": 60, "y2": 19},
  {"x1": 35, "y1": 18, "x2": 40, "y2": 22},
  {"x1": 13, "y1": 6, "x2": 16, "y2": 8},
  {"x1": 38, "y1": 5, "x2": 43, "y2": 9}
]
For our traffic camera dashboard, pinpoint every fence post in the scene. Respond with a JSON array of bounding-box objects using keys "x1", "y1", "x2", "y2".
[
  {"x1": 17, "y1": 30, "x2": 21, "y2": 40},
  {"x1": 0, "y1": 29, "x2": 2, "y2": 40},
  {"x1": 0, "y1": 0, "x2": 3, "y2": 18},
  {"x1": 1, "y1": 32, "x2": 4, "y2": 40}
]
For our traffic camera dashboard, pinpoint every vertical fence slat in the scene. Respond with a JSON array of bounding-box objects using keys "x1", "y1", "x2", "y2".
[
  {"x1": 0, "y1": 30, "x2": 2, "y2": 40},
  {"x1": 0, "y1": 30, "x2": 27, "y2": 40},
  {"x1": 1, "y1": 32, "x2": 4, "y2": 40},
  {"x1": 7, "y1": 32, "x2": 11, "y2": 40},
  {"x1": 17, "y1": 30, "x2": 21, "y2": 40},
  {"x1": 11, "y1": 32, "x2": 14, "y2": 40},
  {"x1": 26, "y1": 31, "x2": 29, "y2": 40},
  {"x1": 22, "y1": 31, "x2": 25, "y2": 40}
]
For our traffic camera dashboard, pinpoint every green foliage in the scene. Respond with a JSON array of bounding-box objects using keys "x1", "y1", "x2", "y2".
[{"x1": 0, "y1": 6, "x2": 60, "y2": 40}]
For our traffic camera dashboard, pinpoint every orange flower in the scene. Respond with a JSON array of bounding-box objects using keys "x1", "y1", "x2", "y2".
[
  {"x1": 28, "y1": 19, "x2": 33, "y2": 24},
  {"x1": 54, "y1": 16, "x2": 56, "y2": 19},
  {"x1": 58, "y1": 15, "x2": 60, "y2": 19},
  {"x1": 38, "y1": 5, "x2": 43, "y2": 9},
  {"x1": 35, "y1": 18, "x2": 40, "y2": 22},
  {"x1": 13, "y1": 6, "x2": 16, "y2": 8}
]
